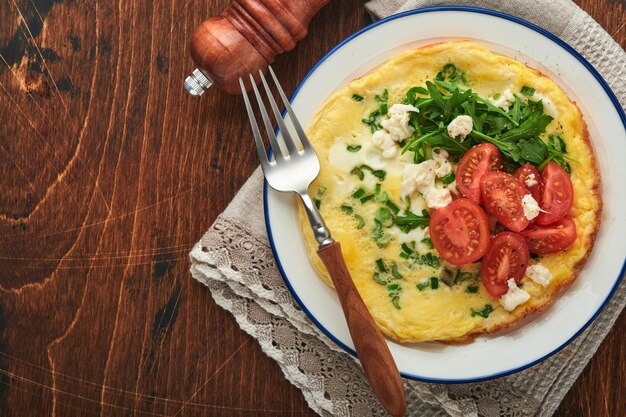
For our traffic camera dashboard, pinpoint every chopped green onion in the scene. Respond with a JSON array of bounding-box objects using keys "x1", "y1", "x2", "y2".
[
  {"x1": 352, "y1": 94, "x2": 364, "y2": 102},
  {"x1": 374, "y1": 183, "x2": 382, "y2": 194},
  {"x1": 521, "y1": 86, "x2": 535, "y2": 96},
  {"x1": 471, "y1": 304, "x2": 494, "y2": 318},
  {"x1": 347, "y1": 144, "x2": 362, "y2": 152},
  {"x1": 387, "y1": 283, "x2": 402, "y2": 309},
  {"x1": 416, "y1": 281, "x2": 430, "y2": 291},
  {"x1": 385, "y1": 199, "x2": 400, "y2": 214},
  {"x1": 441, "y1": 171, "x2": 456, "y2": 185},
  {"x1": 466, "y1": 285, "x2": 479, "y2": 293},
  {"x1": 401, "y1": 242, "x2": 414, "y2": 255},
  {"x1": 354, "y1": 214, "x2": 365, "y2": 229},
  {"x1": 421, "y1": 237, "x2": 433, "y2": 249},
  {"x1": 351, "y1": 188, "x2": 365, "y2": 198},
  {"x1": 372, "y1": 170, "x2": 386, "y2": 181},
  {"x1": 430, "y1": 277, "x2": 439, "y2": 290},
  {"x1": 376, "y1": 258, "x2": 387, "y2": 273},
  {"x1": 360, "y1": 194, "x2": 375, "y2": 204},
  {"x1": 373, "y1": 272, "x2": 388, "y2": 285},
  {"x1": 399, "y1": 252, "x2": 410, "y2": 260},
  {"x1": 340, "y1": 205, "x2": 353, "y2": 213},
  {"x1": 350, "y1": 166, "x2": 364, "y2": 181},
  {"x1": 314, "y1": 199, "x2": 321, "y2": 209},
  {"x1": 375, "y1": 191, "x2": 389, "y2": 203},
  {"x1": 374, "y1": 207, "x2": 394, "y2": 227},
  {"x1": 317, "y1": 185, "x2": 327, "y2": 195},
  {"x1": 391, "y1": 264, "x2": 403, "y2": 280}
]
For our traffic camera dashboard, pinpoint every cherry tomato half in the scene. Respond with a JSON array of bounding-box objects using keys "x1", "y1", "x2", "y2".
[
  {"x1": 514, "y1": 163, "x2": 543, "y2": 204},
  {"x1": 520, "y1": 216, "x2": 577, "y2": 254},
  {"x1": 429, "y1": 198, "x2": 491, "y2": 265},
  {"x1": 456, "y1": 143, "x2": 503, "y2": 203},
  {"x1": 536, "y1": 162, "x2": 574, "y2": 225},
  {"x1": 480, "y1": 171, "x2": 530, "y2": 232},
  {"x1": 480, "y1": 232, "x2": 530, "y2": 297}
]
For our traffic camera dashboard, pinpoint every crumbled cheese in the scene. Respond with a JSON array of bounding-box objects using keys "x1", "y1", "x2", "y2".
[
  {"x1": 371, "y1": 103, "x2": 418, "y2": 158},
  {"x1": 500, "y1": 279, "x2": 531, "y2": 311},
  {"x1": 525, "y1": 173, "x2": 538, "y2": 187},
  {"x1": 488, "y1": 89, "x2": 516, "y2": 111},
  {"x1": 380, "y1": 103, "x2": 419, "y2": 141},
  {"x1": 431, "y1": 147, "x2": 452, "y2": 177},
  {"x1": 533, "y1": 92, "x2": 558, "y2": 117},
  {"x1": 447, "y1": 115, "x2": 473, "y2": 141},
  {"x1": 526, "y1": 264, "x2": 553, "y2": 286},
  {"x1": 371, "y1": 130, "x2": 399, "y2": 159},
  {"x1": 401, "y1": 160, "x2": 452, "y2": 209},
  {"x1": 521, "y1": 194, "x2": 542, "y2": 221},
  {"x1": 424, "y1": 187, "x2": 453, "y2": 209}
]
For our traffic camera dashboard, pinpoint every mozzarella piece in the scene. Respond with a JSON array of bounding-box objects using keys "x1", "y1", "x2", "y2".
[
  {"x1": 401, "y1": 160, "x2": 452, "y2": 209},
  {"x1": 521, "y1": 194, "x2": 541, "y2": 220},
  {"x1": 500, "y1": 279, "x2": 531, "y2": 311},
  {"x1": 526, "y1": 264, "x2": 553, "y2": 286},
  {"x1": 371, "y1": 130, "x2": 399, "y2": 159},
  {"x1": 488, "y1": 88, "x2": 516, "y2": 111},
  {"x1": 525, "y1": 173, "x2": 538, "y2": 187},
  {"x1": 432, "y1": 148, "x2": 452, "y2": 177},
  {"x1": 447, "y1": 115, "x2": 473, "y2": 141},
  {"x1": 533, "y1": 92, "x2": 558, "y2": 117},
  {"x1": 380, "y1": 104, "x2": 419, "y2": 141}
]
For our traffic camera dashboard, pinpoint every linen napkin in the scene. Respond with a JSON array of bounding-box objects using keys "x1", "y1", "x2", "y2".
[{"x1": 190, "y1": 1, "x2": 626, "y2": 415}]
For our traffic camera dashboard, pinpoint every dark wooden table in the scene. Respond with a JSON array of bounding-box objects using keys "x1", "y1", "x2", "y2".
[{"x1": 0, "y1": 0, "x2": 623, "y2": 416}]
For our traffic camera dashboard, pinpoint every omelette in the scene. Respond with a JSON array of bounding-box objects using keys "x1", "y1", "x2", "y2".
[{"x1": 299, "y1": 41, "x2": 601, "y2": 343}]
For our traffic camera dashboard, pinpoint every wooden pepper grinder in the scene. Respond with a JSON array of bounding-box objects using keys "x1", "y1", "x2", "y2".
[{"x1": 184, "y1": 0, "x2": 331, "y2": 96}]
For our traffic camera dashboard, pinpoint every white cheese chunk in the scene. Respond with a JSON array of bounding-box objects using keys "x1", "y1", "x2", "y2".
[
  {"x1": 500, "y1": 279, "x2": 531, "y2": 311},
  {"x1": 371, "y1": 130, "x2": 399, "y2": 159},
  {"x1": 521, "y1": 194, "x2": 543, "y2": 221},
  {"x1": 533, "y1": 92, "x2": 558, "y2": 117},
  {"x1": 488, "y1": 88, "x2": 515, "y2": 111},
  {"x1": 432, "y1": 148, "x2": 452, "y2": 177},
  {"x1": 425, "y1": 187, "x2": 453, "y2": 209},
  {"x1": 525, "y1": 173, "x2": 538, "y2": 187},
  {"x1": 447, "y1": 115, "x2": 473, "y2": 141},
  {"x1": 370, "y1": 103, "x2": 418, "y2": 158},
  {"x1": 401, "y1": 160, "x2": 452, "y2": 209},
  {"x1": 380, "y1": 103, "x2": 418, "y2": 142},
  {"x1": 526, "y1": 264, "x2": 553, "y2": 286}
]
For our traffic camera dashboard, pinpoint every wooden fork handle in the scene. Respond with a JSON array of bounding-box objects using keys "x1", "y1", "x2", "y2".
[{"x1": 317, "y1": 242, "x2": 407, "y2": 417}]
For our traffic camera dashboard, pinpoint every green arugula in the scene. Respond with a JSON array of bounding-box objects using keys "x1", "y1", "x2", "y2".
[{"x1": 393, "y1": 209, "x2": 430, "y2": 233}]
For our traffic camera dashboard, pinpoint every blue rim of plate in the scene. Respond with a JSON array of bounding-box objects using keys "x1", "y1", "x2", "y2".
[{"x1": 263, "y1": 6, "x2": 626, "y2": 383}]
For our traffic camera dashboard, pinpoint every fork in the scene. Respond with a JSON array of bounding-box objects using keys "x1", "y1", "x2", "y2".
[{"x1": 240, "y1": 67, "x2": 406, "y2": 417}]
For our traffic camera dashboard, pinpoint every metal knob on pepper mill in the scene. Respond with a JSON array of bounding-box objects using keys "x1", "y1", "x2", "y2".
[{"x1": 184, "y1": 0, "x2": 330, "y2": 96}]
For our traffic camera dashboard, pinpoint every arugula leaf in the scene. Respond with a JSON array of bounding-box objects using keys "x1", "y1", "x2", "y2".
[
  {"x1": 500, "y1": 108, "x2": 553, "y2": 142},
  {"x1": 393, "y1": 209, "x2": 430, "y2": 233},
  {"x1": 517, "y1": 136, "x2": 548, "y2": 165}
]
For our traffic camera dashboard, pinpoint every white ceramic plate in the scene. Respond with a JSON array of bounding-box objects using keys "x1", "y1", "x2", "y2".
[{"x1": 264, "y1": 7, "x2": 626, "y2": 382}]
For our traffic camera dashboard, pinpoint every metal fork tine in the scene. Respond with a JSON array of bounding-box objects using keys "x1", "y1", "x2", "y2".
[
  {"x1": 258, "y1": 70, "x2": 300, "y2": 156},
  {"x1": 268, "y1": 66, "x2": 312, "y2": 151},
  {"x1": 240, "y1": 78, "x2": 271, "y2": 169},
  {"x1": 249, "y1": 74, "x2": 286, "y2": 160}
]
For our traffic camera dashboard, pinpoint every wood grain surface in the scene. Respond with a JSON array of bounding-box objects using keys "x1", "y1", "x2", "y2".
[{"x1": 0, "y1": 0, "x2": 623, "y2": 416}]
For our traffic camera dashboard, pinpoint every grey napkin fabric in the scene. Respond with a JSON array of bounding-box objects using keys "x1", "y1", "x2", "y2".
[{"x1": 190, "y1": 1, "x2": 626, "y2": 416}]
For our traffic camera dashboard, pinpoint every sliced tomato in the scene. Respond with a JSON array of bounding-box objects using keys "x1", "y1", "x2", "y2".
[
  {"x1": 429, "y1": 198, "x2": 491, "y2": 265},
  {"x1": 514, "y1": 163, "x2": 543, "y2": 203},
  {"x1": 456, "y1": 143, "x2": 503, "y2": 203},
  {"x1": 480, "y1": 171, "x2": 530, "y2": 232},
  {"x1": 480, "y1": 232, "x2": 529, "y2": 297},
  {"x1": 520, "y1": 217, "x2": 577, "y2": 254},
  {"x1": 536, "y1": 162, "x2": 574, "y2": 225}
]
